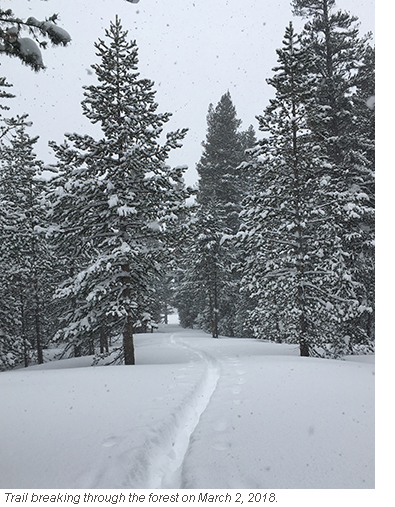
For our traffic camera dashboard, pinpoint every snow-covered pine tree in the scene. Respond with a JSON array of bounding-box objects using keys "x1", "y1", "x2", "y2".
[
  {"x1": 0, "y1": 162, "x2": 23, "y2": 369},
  {"x1": 197, "y1": 92, "x2": 246, "y2": 234},
  {"x1": 0, "y1": 74, "x2": 17, "y2": 369},
  {"x1": 238, "y1": 22, "x2": 335, "y2": 355},
  {"x1": 153, "y1": 264, "x2": 178, "y2": 326},
  {"x1": 238, "y1": 124, "x2": 257, "y2": 190},
  {"x1": 231, "y1": 124, "x2": 257, "y2": 338},
  {"x1": 48, "y1": 16, "x2": 189, "y2": 365},
  {"x1": 292, "y1": 0, "x2": 375, "y2": 353},
  {"x1": 177, "y1": 92, "x2": 248, "y2": 336},
  {"x1": 179, "y1": 198, "x2": 227, "y2": 337},
  {"x1": 348, "y1": 44, "x2": 375, "y2": 343},
  {"x1": 0, "y1": 74, "x2": 13, "y2": 108},
  {"x1": 173, "y1": 200, "x2": 205, "y2": 330},
  {"x1": 0, "y1": 120, "x2": 52, "y2": 368},
  {"x1": 0, "y1": 77, "x2": 29, "y2": 142}
]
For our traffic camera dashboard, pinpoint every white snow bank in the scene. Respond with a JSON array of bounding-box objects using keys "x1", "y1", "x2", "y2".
[
  {"x1": 180, "y1": 343, "x2": 374, "y2": 488},
  {"x1": 0, "y1": 326, "x2": 374, "y2": 490}
]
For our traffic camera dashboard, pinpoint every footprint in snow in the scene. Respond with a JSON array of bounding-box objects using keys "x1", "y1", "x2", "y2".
[
  {"x1": 213, "y1": 419, "x2": 229, "y2": 432},
  {"x1": 211, "y1": 441, "x2": 230, "y2": 451},
  {"x1": 102, "y1": 436, "x2": 120, "y2": 448}
]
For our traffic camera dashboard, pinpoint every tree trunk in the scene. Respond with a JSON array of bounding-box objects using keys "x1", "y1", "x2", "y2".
[
  {"x1": 121, "y1": 257, "x2": 135, "y2": 365},
  {"x1": 34, "y1": 281, "x2": 43, "y2": 364},
  {"x1": 299, "y1": 338, "x2": 310, "y2": 357},
  {"x1": 88, "y1": 336, "x2": 94, "y2": 355},
  {"x1": 213, "y1": 279, "x2": 219, "y2": 339},
  {"x1": 291, "y1": 77, "x2": 310, "y2": 359},
  {"x1": 99, "y1": 326, "x2": 108, "y2": 354},
  {"x1": 209, "y1": 287, "x2": 219, "y2": 338},
  {"x1": 123, "y1": 316, "x2": 135, "y2": 365},
  {"x1": 20, "y1": 294, "x2": 29, "y2": 368}
]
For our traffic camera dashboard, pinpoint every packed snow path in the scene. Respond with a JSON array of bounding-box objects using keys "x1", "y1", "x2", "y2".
[
  {"x1": 147, "y1": 333, "x2": 221, "y2": 488},
  {"x1": 0, "y1": 325, "x2": 374, "y2": 489}
]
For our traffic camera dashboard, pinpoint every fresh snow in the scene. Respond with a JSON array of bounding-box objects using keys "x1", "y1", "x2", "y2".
[
  {"x1": 0, "y1": 324, "x2": 374, "y2": 489},
  {"x1": 17, "y1": 38, "x2": 44, "y2": 69},
  {"x1": 41, "y1": 22, "x2": 72, "y2": 44}
]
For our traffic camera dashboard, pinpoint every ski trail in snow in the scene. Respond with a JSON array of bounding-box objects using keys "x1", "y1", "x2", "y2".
[
  {"x1": 146, "y1": 334, "x2": 221, "y2": 489},
  {"x1": 79, "y1": 332, "x2": 221, "y2": 489}
]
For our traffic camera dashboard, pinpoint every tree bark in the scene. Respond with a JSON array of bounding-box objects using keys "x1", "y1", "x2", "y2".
[
  {"x1": 88, "y1": 336, "x2": 94, "y2": 356},
  {"x1": 20, "y1": 293, "x2": 29, "y2": 368},
  {"x1": 290, "y1": 45, "x2": 310, "y2": 359},
  {"x1": 121, "y1": 259, "x2": 135, "y2": 365},
  {"x1": 34, "y1": 279, "x2": 43, "y2": 364},
  {"x1": 123, "y1": 316, "x2": 135, "y2": 365},
  {"x1": 99, "y1": 326, "x2": 108, "y2": 354},
  {"x1": 213, "y1": 279, "x2": 219, "y2": 339},
  {"x1": 299, "y1": 338, "x2": 310, "y2": 357}
]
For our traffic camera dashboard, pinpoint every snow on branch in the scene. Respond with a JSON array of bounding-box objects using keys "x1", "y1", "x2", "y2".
[{"x1": 0, "y1": 10, "x2": 71, "y2": 70}]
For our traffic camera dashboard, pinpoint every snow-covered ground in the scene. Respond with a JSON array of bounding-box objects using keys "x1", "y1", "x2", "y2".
[{"x1": 0, "y1": 324, "x2": 374, "y2": 490}]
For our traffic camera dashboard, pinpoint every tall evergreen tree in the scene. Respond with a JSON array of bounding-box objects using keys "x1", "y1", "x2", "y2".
[
  {"x1": 238, "y1": 23, "x2": 335, "y2": 355},
  {"x1": 177, "y1": 92, "x2": 251, "y2": 336},
  {"x1": 0, "y1": 121, "x2": 52, "y2": 368},
  {"x1": 349, "y1": 44, "x2": 375, "y2": 341},
  {"x1": 196, "y1": 92, "x2": 246, "y2": 233},
  {"x1": 179, "y1": 198, "x2": 227, "y2": 337},
  {"x1": 239, "y1": 3, "x2": 374, "y2": 357},
  {"x1": 48, "y1": 16, "x2": 189, "y2": 365},
  {"x1": 292, "y1": 0, "x2": 375, "y2": 350}
]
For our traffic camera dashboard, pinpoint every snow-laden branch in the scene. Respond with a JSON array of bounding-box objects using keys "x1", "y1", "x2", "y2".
[{"x1": 0, "y1": 10, "x2": 70, "y2": 70}]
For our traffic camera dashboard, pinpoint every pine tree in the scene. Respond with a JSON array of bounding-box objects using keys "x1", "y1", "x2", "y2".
[
  {"x1": 180, "y1": 199, "x2": 226, "y2": 337},
  {"x1": 48, "y1": 16, "x2": 189, "y2": 364},
  {"x1": 349, "y1": 44, "x2": 375, "y2": 342},
  {"x1": 0, "y1": 120, "x2": 52, "y2": 368},
  {"x1": 177, "y1": 92, "x2": 248, "y2": 336},
  {"x1": 0, "y1": 77, "x2": 29, "y2": 142},
  {"x1": 0, "y1": 75, "x2": 13, "y2": 108},
  {"x1": 238, "y1": 3, "x2": 374, "y2": 357},
  {"x1": 292, "y1": 0, "x2": 375, "y2": 352},
  {"x1": 197, "y1": 92, "x2": 246, "y2": 233},
  {"x1": 238, "y1": 124, "x2": 258, "y2": 193},
  {"x1": 238, "y1": 23, "x2": 334, "y2": 355},
  {"x1": 0, "y1": 166, "x2": 23, "y2": 369}
]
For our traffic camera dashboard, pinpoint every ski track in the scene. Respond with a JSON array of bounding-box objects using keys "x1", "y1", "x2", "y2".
[
  {"x1": 83, "y1": 332, "x2": 221, "y2": 489},
  {"x1": 147, "y1": 334, "x2": 221, "y2": 488}
]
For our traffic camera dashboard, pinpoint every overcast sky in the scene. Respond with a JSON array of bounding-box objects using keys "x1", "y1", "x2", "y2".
[{"x1": 4, "y1": 0, "x2": 374, "y2": 186}]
